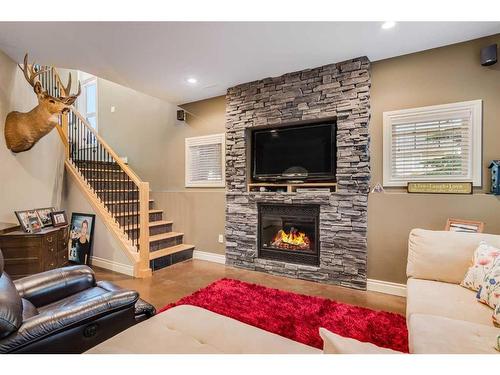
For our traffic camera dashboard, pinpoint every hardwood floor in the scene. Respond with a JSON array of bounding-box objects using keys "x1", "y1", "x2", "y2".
[{"x1": 93, "y1": 259, "x2": 406, "y2": 315}]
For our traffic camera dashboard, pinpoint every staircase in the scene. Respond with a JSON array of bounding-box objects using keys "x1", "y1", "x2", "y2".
[{"x1": 37, "y1": 65, "x2": 194, "y2": 277}]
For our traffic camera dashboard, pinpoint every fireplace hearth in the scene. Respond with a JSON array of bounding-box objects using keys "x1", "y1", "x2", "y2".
[{"x1": 258, "y1": 204, "x2": 320, "y2": 266}]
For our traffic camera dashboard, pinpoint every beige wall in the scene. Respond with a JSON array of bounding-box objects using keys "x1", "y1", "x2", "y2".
[
  {"x1": 93, "y1": 79, "x2": 227, "y2": 256},
  {"x1": 167, "y1": 35, "x2": 500, "y2": 283},
  {"x1": 151, "y1": 190, "x2": 226, "y2": 254},
  {"x1": 60, "y1": 76, "x2": 180, "y2": 270},
  {"x1": 0, "y1": 49, "x2": 65, "y2": 224},
  {"x1": 96, "y1": 77, "x2": 180, "y2": 191},
  {"x1": 368, "y1": 33, "x2": 500, "y2": 283},
  {"x1": 61, "y1": 175, "x2": 133, "y2": 271},
  {"x1": 153, "y1": 96, "x2": 227, "y2": 254},
  {"x1": 74, "y1": 34, "x2": 499, "y2": 282}
]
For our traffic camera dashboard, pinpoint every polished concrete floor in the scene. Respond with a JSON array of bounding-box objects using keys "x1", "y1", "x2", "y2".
[{"x1": 93, "y1": 259, "x2": 406, "y2": 315}]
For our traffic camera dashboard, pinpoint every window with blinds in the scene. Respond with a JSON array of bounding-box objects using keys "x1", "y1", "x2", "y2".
[
  {"x1": 383, "y1": 100, "x2": 482, "y2": 186},
  {"x1": 185, "y1": 133, "x2": 225, "y2": 187}
]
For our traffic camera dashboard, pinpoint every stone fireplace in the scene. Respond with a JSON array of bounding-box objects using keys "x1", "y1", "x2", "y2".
[
  {"x1": 225, "y1": 57, "x2": 371, "y2": 290},
  {"x1": 258, "y1": 203, "x2": 320, "y2": 266}
]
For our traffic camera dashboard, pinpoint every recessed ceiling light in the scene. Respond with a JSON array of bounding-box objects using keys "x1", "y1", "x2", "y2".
[
  {"x1": 186, "y1": 77, "x2": 197, "y2": 84},
  {"x1": 381, "y1": 21, "x2": 396, "y2": 30}
]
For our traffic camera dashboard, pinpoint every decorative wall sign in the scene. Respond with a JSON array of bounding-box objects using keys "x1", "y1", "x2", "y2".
[{"x1": 407, "y1": 182, "x2": 473, "y2": 194}]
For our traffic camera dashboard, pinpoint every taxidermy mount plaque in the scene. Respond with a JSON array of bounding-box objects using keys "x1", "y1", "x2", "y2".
[{"x1": 4, "y1": 54, "x2": 81, "y2": 153}]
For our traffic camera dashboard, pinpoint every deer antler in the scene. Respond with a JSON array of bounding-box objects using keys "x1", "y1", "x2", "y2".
[
  {"x1": 18, "y1": 54, "x2": 48, "y2": 90},
  {"x1": 60, "y1": 77, "x2": 81, "y2": 105},
  {"x1": 18, "y1": 53, "x2": 81, "y2": 105}
]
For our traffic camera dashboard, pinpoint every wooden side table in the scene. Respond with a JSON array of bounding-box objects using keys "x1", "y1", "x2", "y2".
[{"x1": 0, "y1": 226, "x2": 70, "y2": 279}]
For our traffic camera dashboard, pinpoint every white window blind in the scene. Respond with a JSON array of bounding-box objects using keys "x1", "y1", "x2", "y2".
[
  {"x1": 383, "y1": 100, "x2": 482, "y2": 186},
  {"x1": 185, "y1": 133, "x2": 225, "y2": 187}
]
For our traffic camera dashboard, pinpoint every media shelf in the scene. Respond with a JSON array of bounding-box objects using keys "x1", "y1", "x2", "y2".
[{"x1": 247, "y1": 182, "x2": 337, "y2": 193}]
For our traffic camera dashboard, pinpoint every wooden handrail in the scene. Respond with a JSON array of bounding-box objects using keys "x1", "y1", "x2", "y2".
[
  {"x1": 41, "y1": 65, "x2": 152, "y2": 277},
  {"x1": 68, "y1": 109, "x2": 143, "y2": 186},
  {"x1": 51, "y1": 67, "x2": 143, "y2": 186}
]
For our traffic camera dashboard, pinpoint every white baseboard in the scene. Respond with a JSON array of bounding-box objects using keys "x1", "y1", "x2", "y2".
[
  {"x1": 192, "y1": 250, "x2": 226, "y2": 264},
  {"x1": 190, "y1": 251, "x2": 406, "y2": 297},
  {"x1": 367, "y1": 278, "x2": 406, "y2": 297},
  {"x1": 90, "y1": 256, "x2": 134, "y2": 276}
]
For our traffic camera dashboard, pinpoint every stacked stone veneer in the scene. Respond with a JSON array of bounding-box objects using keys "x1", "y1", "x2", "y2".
[{"x1": 225, "y1": 57, "x2": 371, "y2": 289}]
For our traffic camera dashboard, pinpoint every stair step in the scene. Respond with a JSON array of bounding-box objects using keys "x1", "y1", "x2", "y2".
[
  {"x1": 149, "y1": 231, "x2": 184, "y2": 243},
  {"x1": 87, "y1": 178, "x2": 127, "y2": 182},
  {"x1": 96, "y1": 189, "x2": 139, "y2": 193},
  {"x1": 79, "y1": 168, "x2": 123, "y2": 173},
  {"x1": 149, "y1": 244, "x2": 195, "y2": 260},
  {"x1": 115, "y1": 209, "x2": 163, "y2": 217},
  {"x1": 125, "y1": 220, "x2": 173, "y2": 231},
  {"x1": 103, "y1": 199, "x2": 154, "y2": 205}
]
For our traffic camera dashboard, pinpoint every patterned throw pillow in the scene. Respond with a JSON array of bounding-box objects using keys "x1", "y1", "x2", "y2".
[
  {"x1": 477, "y1": 256, "x2": 500, "y2": 309},
  {"x1": 461, "y1": 242, "x2": 500, "y2": 291}
]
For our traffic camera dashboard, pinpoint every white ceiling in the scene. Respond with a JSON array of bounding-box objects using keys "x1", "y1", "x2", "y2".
[{"x1": 0, "y1": 22, "x2": 498, "y2": 104}]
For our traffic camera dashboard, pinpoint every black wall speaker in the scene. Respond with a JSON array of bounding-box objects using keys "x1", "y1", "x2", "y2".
[
  {"x1": 177, "y1": 110, "x2": 185, "y2": 121},
  {"x1": 481, "y1": 44, "x2": 497, "y2": 66}
]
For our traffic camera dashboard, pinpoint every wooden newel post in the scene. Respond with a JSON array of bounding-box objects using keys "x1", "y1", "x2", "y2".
[
  {"x1": 136, "y1": 181, "x2": 152, "y2": 278},
  {"x1": 61, "y1": 113, "x2": 69, "y2": 159}
]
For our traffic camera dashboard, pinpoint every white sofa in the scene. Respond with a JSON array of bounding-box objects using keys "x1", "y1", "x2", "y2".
[
  {"x1": 406, "y1": 229, "x2": 500, "y2": 354},
  {"x1": 87, "y1": 228, "x2": 500, "y2": 354},
  {"x1": 86, "y1": 304, "x2": 320, "y2": 354}
]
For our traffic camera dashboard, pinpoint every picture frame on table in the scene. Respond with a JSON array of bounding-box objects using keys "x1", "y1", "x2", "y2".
[
  {"x1": 445, "y1": 218, "x2": 485, "y2": 233},
  {"x1": 15, "y1": 210, "x2": 43, "y2": 233},
  {"x1": 69, "y1": 212, "x2": 95, "y2": 265},
  {"x1": 35, "y1": 207, "x2": 55, "y2": 228},
  {"x1": 50, "y1": 210, "x2": 69, "y2": 227}
]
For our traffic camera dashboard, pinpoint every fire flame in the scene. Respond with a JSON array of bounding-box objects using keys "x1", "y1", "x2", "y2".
[{"x1": 272, "y1": 227, "x2": 310, "y2": 250}]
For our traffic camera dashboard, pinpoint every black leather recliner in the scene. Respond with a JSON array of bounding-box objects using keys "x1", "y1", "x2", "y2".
[{"x1": 0, "y1": 249, "x2": 149, "y2": 353}]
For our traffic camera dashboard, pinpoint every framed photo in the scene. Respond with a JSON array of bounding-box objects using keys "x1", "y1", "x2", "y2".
[
  {"x1": 35, "y1": 207, "x2": 55, "y2": 228},
  {"x1": 50, "y1": 210, "x2": 68, "y2": 227},
  {"x1": 69, "y1": 212, "x2": 95, "y2": 265},
  {"x1": 15, "y1": 210, "x2": 42, "y2": 233},
  {"x1": 445, "y1": 218, "x2": 484, "y2": 233}
]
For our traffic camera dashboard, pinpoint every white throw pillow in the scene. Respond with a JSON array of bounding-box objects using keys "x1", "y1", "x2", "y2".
[
  {"x1": 319, "y1": 328, "x2": 402, "y2": 354},
  {"x1": 492, "y1": 291, "x2": 500, "y2": 328},
  {"x1": 477, "y1": 256, "x2": 500, "y2": 310},
  {"x1": 461, "y1": 242, "x2": 500, "y2": 292}
]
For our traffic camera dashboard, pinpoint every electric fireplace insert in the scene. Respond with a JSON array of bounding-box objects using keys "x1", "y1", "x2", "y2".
[{"x1": 258, "y1": 203, "x2": 320, "y2": 266}]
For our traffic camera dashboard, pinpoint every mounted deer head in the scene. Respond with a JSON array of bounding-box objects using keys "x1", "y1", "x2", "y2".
[{"x1": 4, "y1": 54, "x2": 81, "y2": 153}]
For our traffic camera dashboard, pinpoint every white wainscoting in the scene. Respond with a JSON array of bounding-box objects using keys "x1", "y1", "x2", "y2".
[
  {"x1": 192, "y1": 251, "x2": 407, "y2": 297},
  {"x1": 90, "y1": 256, "x2": 134, "y2": 276},
  {"x1": 366, "y1": 279, "x2": 407, "y2": 297},
  {"x1": 192, "y1": 250, "x2": 226, "y2": 264}
]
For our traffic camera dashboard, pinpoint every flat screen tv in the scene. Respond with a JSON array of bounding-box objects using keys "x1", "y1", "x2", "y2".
[{"x1": 251, "y1": 122, "x2": 336, "y2": 182}]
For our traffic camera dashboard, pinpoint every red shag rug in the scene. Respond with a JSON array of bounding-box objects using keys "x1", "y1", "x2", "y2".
[{"x1": 159, "y1": 278, "x2": 408, "y2": 352}]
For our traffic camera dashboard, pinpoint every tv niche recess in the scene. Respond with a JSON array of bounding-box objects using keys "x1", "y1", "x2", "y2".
[{"x1": 248, "y1": 119, "x2": 337, "y2": 193}]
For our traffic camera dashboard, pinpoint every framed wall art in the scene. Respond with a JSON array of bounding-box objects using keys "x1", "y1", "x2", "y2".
[{"x1": 69, "y1": 212, "x2": 95, "y2": 265}]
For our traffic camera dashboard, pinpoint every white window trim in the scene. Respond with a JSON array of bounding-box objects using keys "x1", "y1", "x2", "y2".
[
  {"x1": 383, "y1": 100, "x2": 482, "y2": 187},
  {"x1": 77, "y1": 74, "x2": 98, "y2": 132},
  {"x1": 185, "y1": 133, "x2": 226, "y2": 188}
]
